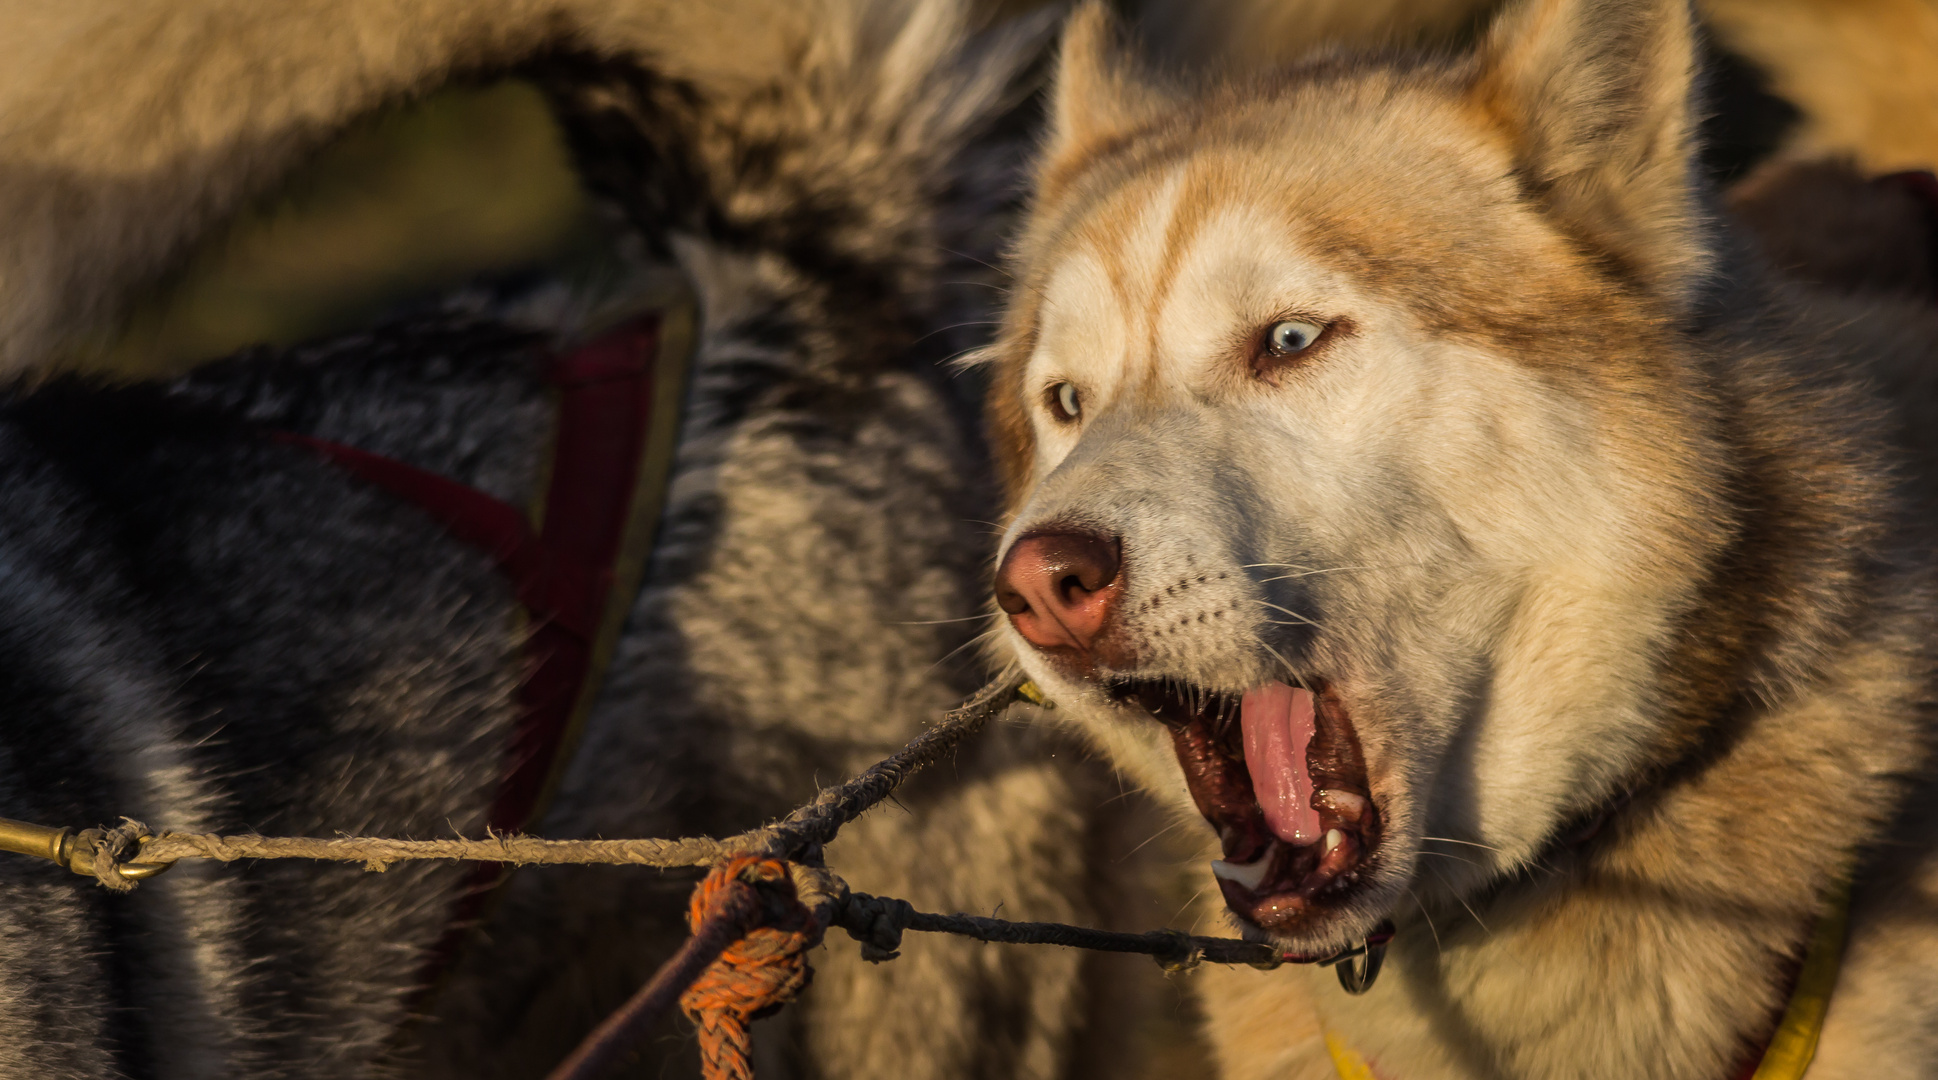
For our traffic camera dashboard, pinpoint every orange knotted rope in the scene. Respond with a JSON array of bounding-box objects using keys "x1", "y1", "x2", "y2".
[
  {"x1": 679, "y1": 856, "x2": 825, "y2": 1079},
  {"x1": 540, "y1": 856, "x2": 827, "y2": 1080}
]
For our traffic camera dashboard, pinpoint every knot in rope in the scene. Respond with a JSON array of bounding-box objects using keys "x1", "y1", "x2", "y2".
[
  {"x1": 78, "y1": 818, "x2": 153, "y2": 892},
  {"x1": 1151, "y1": 928, "x2": 1207, "y2": 972},
  {"x1": 679, "y1": 856, "x2": 824, "y2": 1080},
  {"x1": 838, "y1": 891, "x2": 914, "y2": 963}
]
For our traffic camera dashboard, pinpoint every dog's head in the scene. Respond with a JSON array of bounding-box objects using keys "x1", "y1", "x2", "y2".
[{"x1": 986, "y1": 0, "x2": 1734, "y2": 952}]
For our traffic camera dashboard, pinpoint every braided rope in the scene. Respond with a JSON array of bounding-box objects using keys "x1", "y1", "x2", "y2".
[
  {"x1": 679, "y1": 858, "x2": 822, "y2": 1079},
  {"x1": 21, "y1": 677, "x2": 1382, "y2": 1079},
  {"x1": 76, "y1": 820, "x2": 152, "y2": 892},
  {"x1": 96, "y1": 675, "x2": 1024, "y2": 883},
  {"x1": 539, "y1": 872, "x2": 763, "y2": 1080}
]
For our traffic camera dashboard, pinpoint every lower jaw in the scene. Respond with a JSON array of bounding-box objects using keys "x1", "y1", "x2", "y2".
[
  {"x1": 1121, "y1": 678, "x2": 1382, "y2": 938},
  {"x1": 1210, "y1": 808, "x2": 1372, "y2": 932}
]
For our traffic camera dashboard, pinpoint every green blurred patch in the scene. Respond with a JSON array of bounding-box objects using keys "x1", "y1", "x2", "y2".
[{"x1": 72, "y1": 80, "x2": 590, "y2": 379}]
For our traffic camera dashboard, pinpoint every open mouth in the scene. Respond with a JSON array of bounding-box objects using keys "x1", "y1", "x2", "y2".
[{"x1": 1114, "y1": 678, "x2": 1379, "y2": 935}]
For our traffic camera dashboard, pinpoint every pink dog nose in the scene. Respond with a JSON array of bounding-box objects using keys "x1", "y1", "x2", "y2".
[{"x1": 995, "y1": 530, "x2": 1122, "y2": 654}]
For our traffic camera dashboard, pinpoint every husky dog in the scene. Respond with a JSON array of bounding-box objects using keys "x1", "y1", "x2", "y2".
[
  {"x1": 986, "y1": 0, "x2": 1938, "y2": 1076},
  {"x1": 0, "y1": 2, "x2": 1140, "y2": 1077}
]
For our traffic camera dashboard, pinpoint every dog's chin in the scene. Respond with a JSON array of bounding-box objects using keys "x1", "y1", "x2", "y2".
[{"x1": 1107, "y1": 677, "x2": 1391, "y2": 948}]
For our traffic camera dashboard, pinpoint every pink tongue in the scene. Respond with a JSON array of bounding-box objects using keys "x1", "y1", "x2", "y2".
[{"x1": 1242, "y1": 681, "x2": 1323, "y2": 845}]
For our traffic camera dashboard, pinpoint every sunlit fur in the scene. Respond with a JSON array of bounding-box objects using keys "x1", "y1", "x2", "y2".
[
  {"x1": 1126, "y1": 0, "x2": 1938, "y2": 177},
  {"x1": 0, "y1": 2, "x2": 1144, "y2": 1077},
  {"x1": 985, "y1": 1, "x2": 1938, "y2": 1076}
]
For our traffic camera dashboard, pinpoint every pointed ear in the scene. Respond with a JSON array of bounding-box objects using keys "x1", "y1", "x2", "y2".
[
  {"x1": 1039, "y1": 2, "x2": 1176, "y2": 189},
  {"x1": 1474, "y1": 0, "x2": 1712, "y2": 307}
]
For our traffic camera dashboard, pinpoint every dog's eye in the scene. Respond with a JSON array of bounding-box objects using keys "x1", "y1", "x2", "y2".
[
  {"x1": 1048, "y1": 381, "x2": 1082, "y2": 422},
  {"x1": 1266, "y1": 319, "x2": 1323, "y2": 355}
]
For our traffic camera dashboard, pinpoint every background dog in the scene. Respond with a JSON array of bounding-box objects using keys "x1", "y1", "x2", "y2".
[
  {"x1": 0, "y1": 2, "x2": 1182, "y2": 1077},
  {"x1": 985, "y1": 0, "x2": 1938, "y2": 1076}
]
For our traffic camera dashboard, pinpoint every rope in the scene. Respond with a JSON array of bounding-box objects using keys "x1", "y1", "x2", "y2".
[
  {"x1": 17, "y1": 676, "x2": 1385, "y2": 1079},
  {"x1": 533, "y1": 870, "x2": 1374, "y2": 1080},
  {"x1": 538, "y1": 882, "x2": 756, "y2": 1080},
  {"x1": 541, "y1": 858, "x2": 823, "y2": 1080},
  {"x1": 829, "y1": 890, "x2": 1353, "y2": 971},
  {"x1": 135, "y1": 830, "x2": 736, "y2": 873},
  {"x1": 77, "y1": 819, "x2": 152, "y2": 892},
  {"x1": 679, "y1": 858, "x2": 822, "y2": 1079},
  {"x1": 97, "y1": 675, "x2": 1024, "y2": 883}
]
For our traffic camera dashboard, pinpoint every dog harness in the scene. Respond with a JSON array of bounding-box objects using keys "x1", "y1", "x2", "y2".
[
  {"x1": 1324, "y1": 878, "x2": 1854, "y2": 1080},
  {"x1": 278, "y1": 310, "x2": 691, "y2": 978}
]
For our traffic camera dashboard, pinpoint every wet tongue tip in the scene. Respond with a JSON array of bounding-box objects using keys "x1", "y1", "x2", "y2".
[{"x1": 1241, "y1": 681, "x2": 1323, "y2": 845}]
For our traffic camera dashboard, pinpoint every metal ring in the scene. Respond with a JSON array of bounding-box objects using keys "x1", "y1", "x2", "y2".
[{"x1": 1335, "y1": 936, "x2": 1387, "y2": 995}]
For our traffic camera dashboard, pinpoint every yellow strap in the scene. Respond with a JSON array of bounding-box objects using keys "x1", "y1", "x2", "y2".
[
  {"x1": 1750, "y1": 877, "x2": 1853, "y2": 1080},
  {"x1": 1325, "y1": 878, "x2": 1853, "y2": 1080},
  {"x1": 1326, "y1": 1031, "x2": 1379, "y2": 1080}
]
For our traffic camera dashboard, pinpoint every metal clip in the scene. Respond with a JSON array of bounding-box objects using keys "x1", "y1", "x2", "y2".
[
  {"x1": 0, "y1": 818, "x2": 172, "y2": 882},
  {"x1": 1331, "y1": 922, "x2": 1394, "y2": 995}
]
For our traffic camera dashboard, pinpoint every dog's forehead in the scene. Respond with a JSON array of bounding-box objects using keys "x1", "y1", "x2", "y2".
[
  {"x1": 1032, "y1": 167, "x2": 1350, "y2": 388},
  {"x1": 1018, "y1": 81, "x2": 1609, "y2": 362}
]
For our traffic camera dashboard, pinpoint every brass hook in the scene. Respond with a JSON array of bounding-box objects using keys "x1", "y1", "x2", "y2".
[{"x1": 0, "y1": 817, "x2": 172, "y2": 881}]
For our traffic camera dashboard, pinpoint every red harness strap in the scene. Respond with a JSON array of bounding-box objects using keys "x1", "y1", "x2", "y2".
[
  {"x1": 278, "y1": 316, "x2": 663, "y2": 836},
  {"x1": 275, "y1": 315, "x2": 679, "y2": 989}
]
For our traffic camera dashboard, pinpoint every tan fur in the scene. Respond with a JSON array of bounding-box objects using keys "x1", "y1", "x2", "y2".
[
  {"x1": 1130, "y1": 0, "x2": 1938, "y2": 177},
  {"x1": 1704, "y1": 0, "x2": 1938, "y2": 173},
  {"x1": 0, "y1": 0, "x2": 1021, "y2": 375},
  {"x1": 987, "y1": 1, "x2": 1938, "y2": 1076}
]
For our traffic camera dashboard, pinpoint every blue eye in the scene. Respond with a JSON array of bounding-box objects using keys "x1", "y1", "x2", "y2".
[{"x1": 1267, "y1": 319, "x2": 1323, "y2": 355}]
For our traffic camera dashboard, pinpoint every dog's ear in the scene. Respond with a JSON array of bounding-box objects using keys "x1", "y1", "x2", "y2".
[
  {"x1": 1038, "y1": 2, "x2": 1176, "y2": 193},
  {"x1": 1474, "y1": 0, "x2": 1712, "y2": 308}
]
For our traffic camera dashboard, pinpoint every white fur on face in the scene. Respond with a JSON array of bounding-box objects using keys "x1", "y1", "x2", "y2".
[{"x1": 1001, "y1": 169, "x2": 1702, "y2": 935}]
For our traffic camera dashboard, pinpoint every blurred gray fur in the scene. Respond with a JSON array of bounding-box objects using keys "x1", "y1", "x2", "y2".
[{"x1": 0, "y1": 1, "x2": 1163, "y2": 1077}]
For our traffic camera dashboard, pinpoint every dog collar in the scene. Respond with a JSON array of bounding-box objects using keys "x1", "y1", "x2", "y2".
[{"x1": 1324, "y1": 877, "x2": 1852, "y2": 1080}]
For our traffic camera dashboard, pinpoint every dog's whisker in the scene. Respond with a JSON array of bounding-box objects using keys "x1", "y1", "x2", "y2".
[
  {"x1": 939, "y1": 245, "x2": 1012, "y2": 279},
  {"x1": 914, "y1": 319, "x2": 1005, "y2": 346},
  {"x1": 1250, "y1": 599, "x2": 1319, "y2": 626},
  {"x1": 1422, "y1": 835, "x2": 1506, "y2": 854},
  {"x1": 1170, "y1": 884, "x2": 1212, "y2": 928},
  {"x1": 1119, "y1": 819, "x2": 1189, "y2": 860},
  {"x1": 1406, "y1": 886, "x2": 1444, "y2": 958},
  {"x1": 1426, "y1": 864, "x2": 1491, "y2": 934},
  {"x1": 1257, "y1": 640, "x2": 1313, "y2": 693},
  {"x1": 1256, "y1": 565, "x2": 1388, "y2": 583},
  {"x1": 1416, "y1": 850, "x2": 1483, "y2": 866},
  {"x1": 925, "y1": 625, "x2": 1006, "y2": 675}
]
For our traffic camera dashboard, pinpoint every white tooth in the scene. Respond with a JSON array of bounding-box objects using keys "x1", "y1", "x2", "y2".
[
  {"x1": 1316, "y1": 789, "x2": 1369, "y2": 819},
  {"x1": 1210, "y1": 856, "x2": 1271, "y2": 892},
  {"x1": 1324, "y1": 829, "x2": 1344, "y2": 856}
]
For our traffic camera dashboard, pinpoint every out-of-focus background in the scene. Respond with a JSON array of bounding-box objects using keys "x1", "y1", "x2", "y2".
[
  {"x1": 58, "y1": 81, "x2": 589, "y2": 378},
  {"x1": 60, "y1": 0, "x2": 1938, "y2": 382}
]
